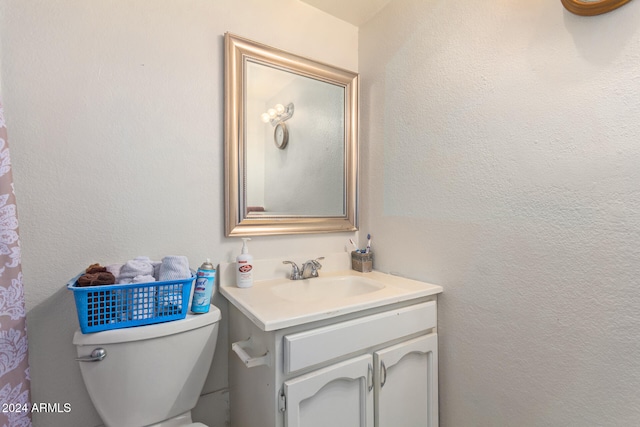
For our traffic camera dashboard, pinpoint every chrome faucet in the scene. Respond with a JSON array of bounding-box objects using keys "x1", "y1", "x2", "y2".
[
  {"x1": 283, "y1": 257, "x2": 324, "y2": 280},
  {"x1": 282, "y1": 260, "x2": 302, "y2": 280}
]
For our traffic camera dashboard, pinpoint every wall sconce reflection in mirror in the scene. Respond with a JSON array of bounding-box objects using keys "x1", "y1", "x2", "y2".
[
  {"x1": 261, "y1": 103, "x2": 294, "y2": 149},
  {"x1": 561, "y1": 0, "x2": 632, "y2": 16}
]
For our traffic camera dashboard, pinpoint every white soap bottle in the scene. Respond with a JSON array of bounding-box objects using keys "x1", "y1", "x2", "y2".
[{"x1": 236, "y1": 238, "x2": 254, "y2": 288}]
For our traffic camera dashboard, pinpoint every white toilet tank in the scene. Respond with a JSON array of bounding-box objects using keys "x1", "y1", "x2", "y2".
[{"x1": 73, "y1": 306, "x2": 221, "y2": 427}]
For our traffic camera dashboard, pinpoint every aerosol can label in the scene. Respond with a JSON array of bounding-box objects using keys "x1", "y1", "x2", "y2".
[{"x1": 191, "y1": 266, "x2": 215, "y2": 313}]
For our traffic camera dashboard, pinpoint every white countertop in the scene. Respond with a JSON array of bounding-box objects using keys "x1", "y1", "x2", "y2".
[{"x1": 218, "y1": 253, "x2": 443, "y2": 331}]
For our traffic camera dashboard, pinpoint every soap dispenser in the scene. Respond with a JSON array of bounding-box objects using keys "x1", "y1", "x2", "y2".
[{"x1": 236, "y1": 238, "x2": 253, "y2": 288}]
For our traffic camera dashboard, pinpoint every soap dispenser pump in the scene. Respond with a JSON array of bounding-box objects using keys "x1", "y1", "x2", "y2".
[{"x1": 236, "y1": 238, "x2": 253, "y2": 288}]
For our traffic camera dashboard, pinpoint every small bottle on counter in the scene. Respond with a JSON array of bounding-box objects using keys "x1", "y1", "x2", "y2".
[
  {"x1": 191, "y1": 259, "x2": 216, "y2": 313},
  {"x1": 236, "y1": 238, "x2": 254, "y2": 288}
]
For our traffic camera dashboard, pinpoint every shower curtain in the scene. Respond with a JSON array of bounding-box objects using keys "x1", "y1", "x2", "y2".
[{"x1": 0, "y1": 100, "x2": 32, "y2": 427}]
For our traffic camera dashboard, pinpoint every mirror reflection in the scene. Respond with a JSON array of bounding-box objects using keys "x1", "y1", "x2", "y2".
[{"x1": 245, "y1": 61, "x2": 346, "y2": 216}]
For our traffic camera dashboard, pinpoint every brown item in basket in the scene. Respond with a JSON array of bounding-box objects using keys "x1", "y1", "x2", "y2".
[
  {"x1": 77, "y1": 272, "x2": 116, "y2": 287},
  {"x1": 85, "y1": 263, "x2": 108, "y2": 274}
]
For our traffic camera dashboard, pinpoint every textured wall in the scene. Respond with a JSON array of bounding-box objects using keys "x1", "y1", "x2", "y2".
[
  {"x1": 360, "y1": 0, "x2": 640, "y2": 425},
  {"x1": 0, "y1": 1, "x2": 357, "y2": 426}
]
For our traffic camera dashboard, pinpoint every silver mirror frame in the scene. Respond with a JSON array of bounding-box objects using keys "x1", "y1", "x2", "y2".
[{"x1": 224, "y1": 33, "x2": 359, "y2": 236}]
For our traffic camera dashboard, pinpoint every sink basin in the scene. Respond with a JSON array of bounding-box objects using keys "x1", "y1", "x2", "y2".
[{"x1": 270, "y1": 276, "x2": 385, "y2": 303}]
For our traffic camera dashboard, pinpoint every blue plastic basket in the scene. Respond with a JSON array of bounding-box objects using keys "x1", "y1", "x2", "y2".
[{"x1": 67, "y1": 273, "x2": 195, "y2": 334}]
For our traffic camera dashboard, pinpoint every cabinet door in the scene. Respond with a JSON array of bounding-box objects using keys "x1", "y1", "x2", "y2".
[
  {"x1": 374, "y1": 333, "x2": 438, "y2": 427},
  {"x1": 284, "y1": 354, "x2": 374, "y2": 427}
]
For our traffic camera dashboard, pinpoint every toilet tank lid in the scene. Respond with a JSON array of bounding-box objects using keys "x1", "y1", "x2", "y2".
[{"x1": 73, "y1": 305, "x2": 221, "y2": 346}]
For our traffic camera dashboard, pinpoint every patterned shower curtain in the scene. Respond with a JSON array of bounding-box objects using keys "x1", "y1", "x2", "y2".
[{"x1": 0, "y1": 100, "x2": 32, "y2": 427}]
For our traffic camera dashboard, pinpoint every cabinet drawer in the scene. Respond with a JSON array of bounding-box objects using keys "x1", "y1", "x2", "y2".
[{"x1": 284, "y1": 301, "x2": 436, "y2": 374}]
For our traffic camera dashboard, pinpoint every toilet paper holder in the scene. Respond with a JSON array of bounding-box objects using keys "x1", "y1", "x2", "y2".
[{"x1": 232, "y1": 337, "x2": 270, "y2": 368}]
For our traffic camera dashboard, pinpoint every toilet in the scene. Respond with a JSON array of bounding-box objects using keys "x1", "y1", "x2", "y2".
[{"x1": 73, "y1": 305, "x2": 221, "y2": 427}]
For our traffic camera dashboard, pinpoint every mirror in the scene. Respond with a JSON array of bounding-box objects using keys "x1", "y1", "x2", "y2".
[
  {"x1": 224, "y1": 33, "x2": 359, "y2": 236},
  {"x1": 561, "y1": 0, "x2": 632, "y2": 15}
]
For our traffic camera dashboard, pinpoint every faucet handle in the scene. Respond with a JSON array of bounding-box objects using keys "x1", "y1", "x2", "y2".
[
  {"x1": 312, "y1": 257, "x2": 325, "y2": 268},
  {"x1": 283, "y1": 261, "x2": 301, "y2": 280}
]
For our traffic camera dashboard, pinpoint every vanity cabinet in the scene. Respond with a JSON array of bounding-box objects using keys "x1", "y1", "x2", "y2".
[{"x1": 228, "y1": 298, "x2": 439, "y2": 427}]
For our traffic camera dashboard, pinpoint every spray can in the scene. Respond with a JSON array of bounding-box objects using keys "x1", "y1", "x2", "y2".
[{"x1": 191, "y1": 259, "x2": 216, "y2": 313}]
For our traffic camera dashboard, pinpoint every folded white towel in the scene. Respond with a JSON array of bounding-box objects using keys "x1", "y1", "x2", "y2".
[
  {"x1": 132, "y1": 274, "x2": 156, "y2": 283},
  {"x1": 132, "y1": 257, "x2": 162, "y2": 279},
  {"x1": 159, "y1": 256, "x2": 191, "y2": 281},
  {"x1": 155, "y1": 256, "x2": 189, "y2": 315},
  {"x1": 119, "y1": 259, "x2": 154, "y2": 280}
]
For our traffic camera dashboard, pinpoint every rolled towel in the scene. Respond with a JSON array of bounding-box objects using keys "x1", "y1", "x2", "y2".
[
  {"x1": 76, "y1": 270, "x2": 117, "y2": 326},
  {"x1": 156, "y1": 256, "x2": 190, "y2": 315},
  {"x1": 77, "y1": 272, "x2": 116, "y2": 287},
  {"x1": 93, "y1": 272, "x2": 116, "y2": 286},
  {"x1": 77, "y1": 273, "x2": 96, "y2": 287},
  {"x1": 119, "y1": 258, "x2": 154, "y2": 280},
  {"x1": 159, "y1": 256, "x2": 191, "y2": 281},
  {"x1": 132, "y1": 256, "x2": 162, "y2": 280},
  {"x1": 86, "y1": 263, "x2": 107, "y2": 274},
  {"x1": 132, "y1": 274, "x2": 156, "y2": 283}
]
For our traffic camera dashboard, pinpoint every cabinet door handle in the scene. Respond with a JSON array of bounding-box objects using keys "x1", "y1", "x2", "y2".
[
  {"x1": 368, "y1": 363, "x2": 374, "y2": 391},
  {"x1": 380, "y1": 361, "x2": 387, "y2": 388}
]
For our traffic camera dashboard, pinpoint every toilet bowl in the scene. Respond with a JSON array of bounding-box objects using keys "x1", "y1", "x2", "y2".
[{"x1": 73, "y1": 305, "x2": 221, "y2": 427}]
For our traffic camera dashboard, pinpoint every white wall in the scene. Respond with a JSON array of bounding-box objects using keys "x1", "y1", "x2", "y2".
[
  {"x1": 360, "y1": 0, "x2": 640, "y2": 425},
  {"x1": 0, "y1": 1, "x2": 357, "y2": 426}
]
